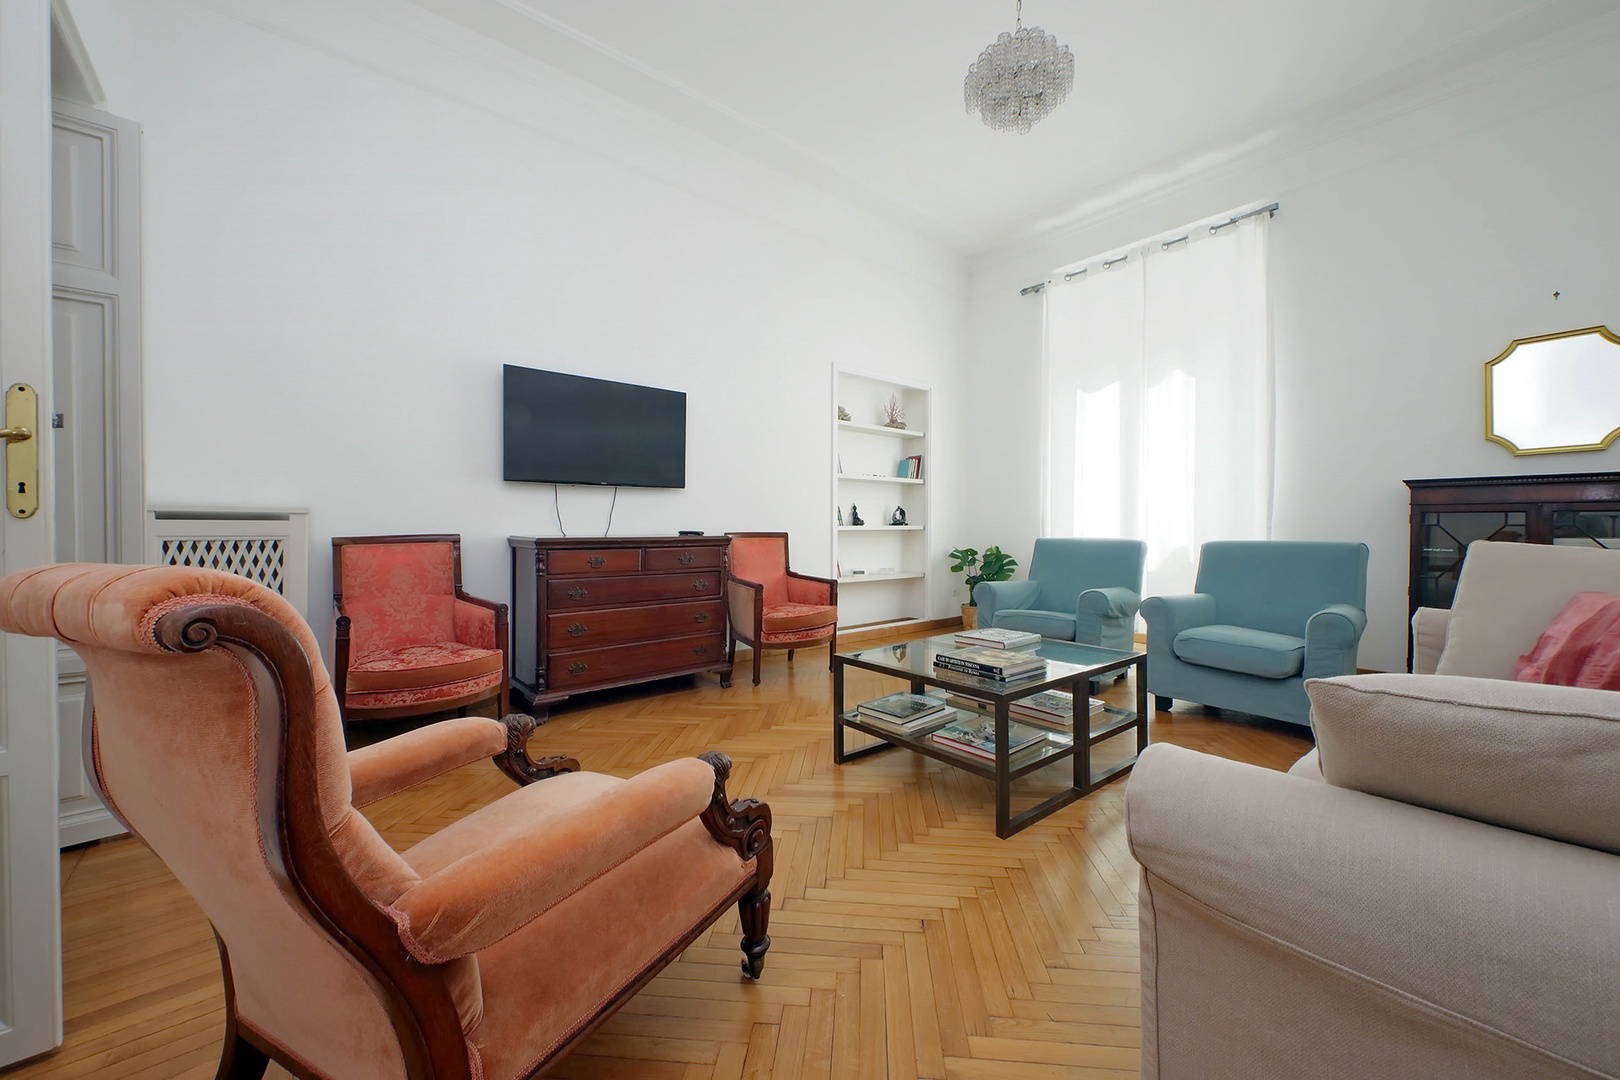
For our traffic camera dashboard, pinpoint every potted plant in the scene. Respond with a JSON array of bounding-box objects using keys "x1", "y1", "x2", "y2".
[{"x1": 948, "y1": 545, "x2": 1018, "y2": 629}]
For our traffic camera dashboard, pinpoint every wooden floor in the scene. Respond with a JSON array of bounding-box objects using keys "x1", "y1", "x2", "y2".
[{"x1": 12, "y1": 637, "x2": 1312, "y2": 1080}]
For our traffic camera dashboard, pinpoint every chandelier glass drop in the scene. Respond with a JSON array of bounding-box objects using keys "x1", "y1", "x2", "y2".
[{"x1": 964, "y1": 0, "x2": 1074, "y2": 134}]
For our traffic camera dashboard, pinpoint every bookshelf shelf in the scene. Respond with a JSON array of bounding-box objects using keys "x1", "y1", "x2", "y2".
[
  {"x1": 838, "y1": 571, "x2": 926, "y2": 585},
  {"x1": 839, "y1": 525, "x2": 924, "y2": 532},
  {"x1": 837, "y1": 420, "x2": 927, "y2": 440},
  {"x1": 838, "y1": 476, "x2": 925, "y2": 486}
]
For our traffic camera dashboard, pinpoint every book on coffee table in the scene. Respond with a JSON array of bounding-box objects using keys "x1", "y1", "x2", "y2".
[
  {"x1": 933, "y1": 645, "x2": 1045, "y2": 681},
  {"x1": 1008, "y1": 690, "x2": 1105, "y2": 731},
  {"x1": 855, "y1": 693, "x2": 956, "y2": 735},
  {"x1": 928, "y1": 715, "x2": 1051, "y2": 762},
  {"x1": 953, "y1": 627, "x2": 1042, "y2": 650}
]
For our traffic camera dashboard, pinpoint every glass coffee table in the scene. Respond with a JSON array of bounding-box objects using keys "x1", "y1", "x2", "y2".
[{"x1": 833, "y1": 634, "x2": 1147, "y2": 838}]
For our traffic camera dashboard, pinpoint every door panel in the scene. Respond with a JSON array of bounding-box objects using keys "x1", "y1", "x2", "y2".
[{"x1": 0, "y1": 0, "x2": 65, "y2": 1064}]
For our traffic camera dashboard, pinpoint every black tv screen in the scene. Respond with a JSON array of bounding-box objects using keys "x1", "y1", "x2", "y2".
[{"x1": 503, "y1": 365, "x2": 686, "y2": 488}]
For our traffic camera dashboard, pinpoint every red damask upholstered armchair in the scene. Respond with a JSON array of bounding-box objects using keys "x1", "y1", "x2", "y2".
[
  {"x1": 726, "y1": 532, "x2": 838, "y2": 686},
  {"x1": 0, "y1": 563, "x2": 772, "y2": 1080},
  {"x1": 333, "y1": 535, "x2": 508, "y2": 724}
]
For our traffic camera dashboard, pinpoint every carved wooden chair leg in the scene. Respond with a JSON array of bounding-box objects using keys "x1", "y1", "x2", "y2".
[
  {"x1": 494, "y1": 713, "x2": 580, "y2": 786},
  {"x1": 738, "y1": 884, "x2": 772, "y2": 980},
  {"x1": 213, "y1": 934, "x2": 269, "y2": 1080},
  {"x1": 697, "y1": 751, "x2": 774, "y2": 979}
]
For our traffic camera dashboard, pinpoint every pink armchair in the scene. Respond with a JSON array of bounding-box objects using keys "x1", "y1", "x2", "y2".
[
  {"x1": 0, "y1": 563, "x2": 773, "y2": 1080},
  {"x1": 333, "y1": 534, "x2": 508, "y2": 724},
  {"x1": 726, "y1": 532, "x2": 838, "y2": 686}
]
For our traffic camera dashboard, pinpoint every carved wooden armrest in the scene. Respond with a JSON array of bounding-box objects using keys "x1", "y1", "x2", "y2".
[
  {"x1": 493, "y1": 713, "x2": 580, "y2": 786},
  {"x1": 698, "y1": 751, "x2": 774, "y2": 977}
]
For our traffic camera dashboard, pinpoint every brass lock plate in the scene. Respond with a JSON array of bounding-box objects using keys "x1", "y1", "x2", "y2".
[{"x1": 4, "y1": 384, "x2": 38, "y2": 520}]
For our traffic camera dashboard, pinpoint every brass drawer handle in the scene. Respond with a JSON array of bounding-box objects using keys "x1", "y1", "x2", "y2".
[
  {"x1": 587, "y1": 556, "x2": 606, "y2": 568},
  {"x1": 568, "y1": 586, "x2": 589, "y2": 601},
  {"x1": 568, "y1": 661, "x2": 588, "y2": 676},
  {"x1": 694, "y1": 612, "x2": 710, "y2": 623},
  {"x1": 693, "y1": 579, "x2": 710, "y2": 590},
  {"x1": 567, "y1": 623, "x2": 588, "y2": 637},
  {"x1": 677, "y1": 552, "x2": 695, "y2": 565},
  {"x1": 693, "y1": 644, "x2": 709, "y2": 656}
]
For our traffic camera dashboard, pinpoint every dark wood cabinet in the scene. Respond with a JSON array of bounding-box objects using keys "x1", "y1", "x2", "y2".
[
  {"x1": 1405, "y1": 471, "x2": 1620, "y2": 666},
  {"x1": 510, "y1": 535, "x2": 733, "y2": 716}
]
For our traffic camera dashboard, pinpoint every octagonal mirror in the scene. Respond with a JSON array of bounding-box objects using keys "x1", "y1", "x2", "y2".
[{"x1": 1485, "y1": 325, "x2": 1620, "y2": 456}]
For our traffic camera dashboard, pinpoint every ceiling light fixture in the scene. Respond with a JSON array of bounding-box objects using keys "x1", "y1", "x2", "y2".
[{"x1": 964, "y1": 0, "x2": 1074, "y2": 134}]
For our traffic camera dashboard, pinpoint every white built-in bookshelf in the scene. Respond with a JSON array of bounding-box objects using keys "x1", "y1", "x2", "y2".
[{"x1": 833, "y1": 369, "x2": 930, "y2": 628}]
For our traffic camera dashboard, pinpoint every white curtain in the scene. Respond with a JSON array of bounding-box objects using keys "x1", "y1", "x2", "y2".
[{"x1": 1043, "y1": 214, "x2": 1273, "y2": 599}]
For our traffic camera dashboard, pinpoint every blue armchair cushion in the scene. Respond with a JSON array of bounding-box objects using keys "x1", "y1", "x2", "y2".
[
  {"x1": 992, "y1": 609, "x2": 1077, "y2": 641},
  {"x1": 1172, "y1": 625, "x2": 1306, "y2": 680}
]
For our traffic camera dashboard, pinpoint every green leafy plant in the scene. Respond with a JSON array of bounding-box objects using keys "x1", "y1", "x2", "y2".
[{"x1": 948, "y1": 545, "x2": 1018, "y2": 606}]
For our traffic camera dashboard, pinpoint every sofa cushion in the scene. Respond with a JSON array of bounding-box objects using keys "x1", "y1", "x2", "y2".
[
  {"x1": 761, "y1": 602, "x2": 836, "y2": 634},
  {"x1": 346, "y1": 641, "x2": 504, "y2": 693},
  {"x1": 1173, "y1": 625, "x2": 1305, "y2": 679},
  {"x1": 1514, "y1": 591, "x2": 1620, "y2": 690},
  {"x1": 992, "y1": 609, "x2": 1076, "y2": 641},
  {"x1": 1307, "y1": 672, "x2": 1620, "y2": 855}
]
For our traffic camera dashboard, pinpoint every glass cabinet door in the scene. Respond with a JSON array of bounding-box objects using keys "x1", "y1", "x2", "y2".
[
  {"x1": 1551, "y1": 509, "x2": 1620, "y2": 549},
  {"x1": 1416, "y1": 511, "x2": 1528, "y2": 610}
]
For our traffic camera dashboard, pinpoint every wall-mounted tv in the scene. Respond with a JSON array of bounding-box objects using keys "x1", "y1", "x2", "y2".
[{"x1": 503, "y1": 365, "x2": 687, "y2": 489}]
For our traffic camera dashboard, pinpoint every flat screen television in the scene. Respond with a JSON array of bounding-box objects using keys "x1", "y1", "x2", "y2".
[{"x1": 502, "y1": 365, "x2": 687, "y2": 488}]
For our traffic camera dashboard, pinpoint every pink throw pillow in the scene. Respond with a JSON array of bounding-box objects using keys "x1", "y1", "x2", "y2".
[{"x1": 1514, "y1": 591, "x2": 1620, "y2": 690}]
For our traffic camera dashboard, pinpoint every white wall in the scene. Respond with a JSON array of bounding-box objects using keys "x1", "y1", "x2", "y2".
[
  {"x1": 966, "y1": 16, "x2": 1620, "y2": 672},
  {"x1": 69, "y1": 0, "x2": 968, "y2": 637}
]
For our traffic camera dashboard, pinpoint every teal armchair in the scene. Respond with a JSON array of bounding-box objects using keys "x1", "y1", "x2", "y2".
[
  {"x1": 1139, "y1": 540, "x2": 1368, "y2": 727},
  {"x1": 974, "y1": 538, "x2": 1147, "y2": 652}
]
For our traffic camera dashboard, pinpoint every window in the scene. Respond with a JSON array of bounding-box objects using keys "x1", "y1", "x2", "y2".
[{"x1": 1044, "y1": 212, "x2": 1273, "y2": 598}]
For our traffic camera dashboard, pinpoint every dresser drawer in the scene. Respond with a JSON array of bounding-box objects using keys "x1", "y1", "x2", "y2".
[
  {"x1": 547, "y1": 633, "x2": 727, "y2": 690},
  {"x1": 548, "y1": 548, "x2": 642, "y2": 575},
  {"x1": 549, "y1": 600, "x2": 723, "y2": 650},
  {"x1": 645, "y1": 545, "x2": 726, "y2": 571},
  {"x1": 547, "y1": 571, "x2": 721, "y2": 609}
]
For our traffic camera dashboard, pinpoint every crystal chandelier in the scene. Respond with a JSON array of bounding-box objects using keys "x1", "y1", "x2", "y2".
[{"x1": 964, "y1": 0, "x2": 1074, "y2": 134}]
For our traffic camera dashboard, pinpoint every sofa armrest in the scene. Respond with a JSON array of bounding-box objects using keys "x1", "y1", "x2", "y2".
[
  {"x1": 727, "y1": 576, "x2": 763, "y2": 640},
  {"x1": 1411, "y1": 606, "x2": 1450, "y2": 675},
  {"x1": 785, "y1": 571, "x2": 836, "y2": 606},
  {"x1": 391, "y1": 756, "x2": 723, "y2": 962},
  {"x1": 1137, "y1": 593, "x2": 1217, "y2": 647},
  {"x1": 974, "y1": 579, "x2": 1039, "y2": 628},
  {"x1": 1128, "y1": 744, "x2": 1620, "y2": 1077},
  {"x1": 1078, "y1": 586, "x2": 1141, "y2": 620},
  {"x1": 452, "y1": 595, "x2": 503, "y2": 650},
  {"x1": 349, "y1": 716, "x2": 509, "y2": 808},
  {"x1": 1302, "y1": 602, "x2": 1367, "y2": 680}
]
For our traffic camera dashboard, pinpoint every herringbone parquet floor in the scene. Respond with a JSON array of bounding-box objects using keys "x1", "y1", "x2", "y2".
[{"x1": 15, "y1": 635, "x2": 1312, "y2": 1080}]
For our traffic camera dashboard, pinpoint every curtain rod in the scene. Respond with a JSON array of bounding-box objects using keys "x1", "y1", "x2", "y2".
[{"x1": 1021, "y1": 202, "x2": 1279, "y2": 296}]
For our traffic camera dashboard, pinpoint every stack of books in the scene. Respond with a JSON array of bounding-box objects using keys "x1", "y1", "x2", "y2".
[
  {"x1": 929, "y1": 716, "x2": 1051, "y2": 764},
  {"x1": 854, "y1": 693, "x2": 956, "y2": 735},
  {"x1": 1008, "y1": 689, "x2": 1105, "y2": 732},
  {"x1": 954, "y1": 627, "x2": 1042, "y2": 650},
  {"x1": 933, "y1": 645, "x2": 1045, "y2": 682},
  {"x1": 895, "y1": 455, "x2": 923, "y2": 479}
]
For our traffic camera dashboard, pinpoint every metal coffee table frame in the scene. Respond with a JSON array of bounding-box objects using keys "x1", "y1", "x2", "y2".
[{"x1": 833, "y1": 634, "x2": 1148, "y2": 838}]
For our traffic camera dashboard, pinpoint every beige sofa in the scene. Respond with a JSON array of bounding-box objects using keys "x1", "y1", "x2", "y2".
[
  {"x1": 1128, "y1": 672, "x2": 1620, "y2": 1080},
  {"x1": 1412, "y1": 539, "x2": 1620, "y2": 676}
]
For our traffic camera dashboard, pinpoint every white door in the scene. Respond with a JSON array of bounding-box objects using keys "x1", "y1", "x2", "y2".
[
  {"x1": 0, "y1": 0, "x2": 64, "y2": 1065},
  {"x1": 52, "y1": 100, "x2": 140, "y2": 847}
]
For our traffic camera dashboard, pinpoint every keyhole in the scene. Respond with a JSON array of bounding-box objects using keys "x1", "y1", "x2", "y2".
[{"x1": 15, "y1": 481, "x2": 24, "y2": 495}]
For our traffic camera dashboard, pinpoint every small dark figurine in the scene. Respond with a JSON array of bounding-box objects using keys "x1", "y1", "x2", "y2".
[
  {"x1": 850, "y1": 504, "x2": 864, "y2": 526},
  {"x1": 837, "y1": 506, "x2": 844, "y2": 526},
  {"x1": 889, "y1": 506, "x2": 907, "y2": 526}
]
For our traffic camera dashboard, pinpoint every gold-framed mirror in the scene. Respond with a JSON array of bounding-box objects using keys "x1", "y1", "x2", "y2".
[{"x1": 1484, "y1": 325, "x2": 1620, "y2": 456}]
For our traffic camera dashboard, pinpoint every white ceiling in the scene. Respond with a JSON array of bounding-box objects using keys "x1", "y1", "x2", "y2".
[{"x1": 407, "y1": 0, "x2": 1613, "y2": 252}]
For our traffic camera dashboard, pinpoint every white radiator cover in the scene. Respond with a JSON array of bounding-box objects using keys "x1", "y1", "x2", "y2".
[{"x1": 145, "y1": 507, "x2": 311, "y2": 617}]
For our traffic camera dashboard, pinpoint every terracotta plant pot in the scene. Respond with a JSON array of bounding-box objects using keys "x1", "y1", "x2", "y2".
[{"x1": 960, "y1": 604, "x2": 977, "y2": 629}]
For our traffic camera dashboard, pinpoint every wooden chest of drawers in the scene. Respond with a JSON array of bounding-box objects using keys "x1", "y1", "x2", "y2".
[{"x1": 509, "y1": 535, "x2": 733, "y2": 716}]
